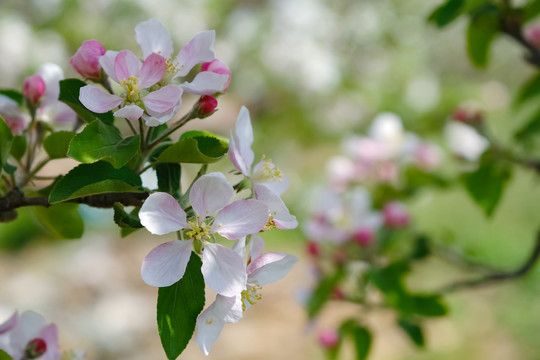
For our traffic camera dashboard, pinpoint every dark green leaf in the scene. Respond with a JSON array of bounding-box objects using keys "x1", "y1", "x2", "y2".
[
  {"x1": 340, "y1": 320, "x2": 372, "y2": 360},
  {"x1": 10, "y1": 135, "x2": 26, "y2": 160},
  {"x1": 466, "y1": 5, "x2": 499, "y2": 67},
  {"x1": 515, "y1": 106, "x2": 540, "y2": 139},
  {"x1": 412, "y1": 295, "x2": 448, "y2": 317},
  {"x1": 121, "y1": 226, "x2": 140, "y2": 237},
  {"x1": 49, "y1": 161, "x2": 142, "y2": 203},
  {"x1": 149, "y1": 123, "x2": 168, "y2": 141},
  {"x1": 157, "y1": 252, "x2": 205, "y2": 360},
  {"x1": 113, "y1": 202, "x2": 142, "y2": 228},
  {"x1": 59, "y1": 79, "x2": 114, "y2": 124},
  {"x1": 428, "y1": 0, "x2": 466, "y2": 28},
  {"x1": 410, "y1": 235, "x2": 431, "y2": 260},
  {"x1": 44, "y1": 131, "x2": 75, "y2": 159},
  {"x1": 460, "y1": 160, "x2": 511, "y2": 217},
  {"x1": 398, "y1": 319, "x2": 425, "y2": 347},
  {"x1": 0, "y1": 349, "x2": 13, "y2": 360},
  {"x1": 0, "y1": 89, "x2": 23, "y2": 106},
  {"x1": 156, "y1": 163, "x2": 181, "y2": 198},
  {"x1": 404, "y1": 167, "x2": 449, "y2": 189},
  {"x1": 157, "y1": 131, "x2": 228, "y2": 164},
  {"x1": 33, "y1": 203, "x2": 84, "y2": 239},
  {"x1": 3, "y1": 162, "x2": 16, "y2": 174},
  {"x1": 307, "y1": 269, "x2": 344, "y2": 318},
  {"x1": 68, "y1": 120, "x2": 140, "y2": 168},
  {"x1": 524, "y1": 0, "x2": 540, "y2": 21},
  {"x1": 0, "y1": 116, "x2": 14, "y2": 170},
  {"x1": 515, "y1": 73, "x2": 540, "y2": 106}
]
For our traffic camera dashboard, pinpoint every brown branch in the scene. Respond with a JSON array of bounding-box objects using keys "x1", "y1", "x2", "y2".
[{"x1": 439, "y1": 230, "x2": 540, "y2": 293}]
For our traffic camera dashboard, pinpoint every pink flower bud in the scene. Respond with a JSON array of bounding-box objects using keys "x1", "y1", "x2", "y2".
[
  {"x1": 306, "y1": 241, "x2": 320, "y2": 257},
  {"x1": 23, "y1": 75, "x2": 46, "y2": 105},
  {"x1": 451, "y1": 107, "x2": 483, "y2": 125},
  {"x1": 383, "y1": 201, "x2": 409, "y2": 229},
  {"x1": 331, "y1": 287, "x2": 345, "y2": 300},
  {"x1": 202, "y1": 58, "x2": 231, "y2": 92},
  {"x1": 526, "y1": 25, "x2": 540, "y2": 49},
  {"x1": 69, "y1": 40, "x2": 106, "y2": 79},
  {"x1": 353, "y1": 228, "x2": 374, "y2": 246},
  {"x1": 414, "y1": 143, "x2": 442, "y2": 171},
  {"x1": 318, "y1": 329, "x2": 339, "y2": 348},
  {"x1": 197, "y1": 95, "x2": 218, "y2": 117},
  {"x1": 25, "y1": 338, "x2": 47, "y2": 359}
]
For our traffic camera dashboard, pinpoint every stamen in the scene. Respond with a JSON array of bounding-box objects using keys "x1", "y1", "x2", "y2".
[
  {"x1": 120, "y1": 76, "x2": 140, "y2": 102},
  {"x1": 241, "y1": 285, "x2": 263, "y2": 311}
]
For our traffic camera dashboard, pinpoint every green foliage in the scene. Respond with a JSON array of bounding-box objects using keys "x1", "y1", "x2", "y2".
[
  {"x1": 33, "y1": 203, "x2": 84, "y2": 239},
  {"x1": 113, "y1": 202, "x2": 142, "y2": 229},
  {"x1": 58, "y1": 79, "x2": 114, "y2": 124},
  {"x1": 340, "y1": 320, "x2": 372, "y2": 360},
  {"x1": 44, "y1": 131, "x2": 75, "y2": 159},
  {"x1": 428, "y1": 0, "x2": 466, "y2": 28},
  {"x1": 156, "y1": 163, "x2": 181, "y2": 199},
  {"x1": 307, "y1": 268, "x2": 344, "y2": 318},
  {"x1": 515, "y1": 105, "x2": 540, "y2": 140},
  {"x1": 157, "y1": 131, "x2": 228, "y2": 164},
  {"x1": 0, "y1": 349, "x2": 13, "y2": 360},
  {"x1": 0, "y1": 116, "x2": 14, "y2": 171},
  {"x1": 515, "y1": 73, "x2": 540, "y2": 106},
  {"x1": 49, "y1": 161, "x2": 142, "y2": 203},
  {"x1": 157, "y1": 252, "x2": 205, "y2": 360},
  {"x1": 0, "y1": 89, "x2": 23, "y2": 106},
  {"x1": 523, "y1": 0, "x2": 540, "y2": 21},
  {"x1": 10, "y1": 135, "x2": 26, "y2": 160},
  {"x1": 68, "y1": 120, "x2": 141, "y2": 168},
  {"x1": 410, "y1": 235, "x2": 431, "y2": 260},
  {"x1": 466, "y1": 4, "x2": 499, "y2": 67},
  {"x1": 397, "y1": 318, "x2": 425, "y2": 347}
]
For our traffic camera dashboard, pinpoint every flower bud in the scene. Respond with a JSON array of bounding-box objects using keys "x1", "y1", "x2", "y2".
[
  {"x1": 331, "y1": 287, "x2": 345, "y2": 300},
  {"x1": 202, "y1": 59, "x2": 231, "y2": 92},
  {"x1": 69, "y1": 40, "x2": 106, "y2": 79},
  {"x1": 23, "y1": 75, "x2": 46, "y2": 105},
  {"x1": 24, "y1": 338, "x2": 47, "y2": 359},
  {"x1": 318, "y1": 329, "x2": 339, "y2": 348},
  {"x1": 353, "y1": 228, "x2": 373, "y2": 246},
  {"x1": 383, "y1": 201, "x2": 409, "y2": 229},
  {"x1": 451, "y1": 107, "x2": 483, "y2": 125},
  {"x1": 306, "y1": 241, "x2": 320, "y2": 257},
  {"x1": 525, "y1": 25, "x2": 540, "y2": 49},
  {"x1": 196, "y1": 95, "x2": 218, "y2": 117}
]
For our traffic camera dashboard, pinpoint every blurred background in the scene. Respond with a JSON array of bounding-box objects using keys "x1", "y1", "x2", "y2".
[{"x1": 1, "y1": 0, "x2": 540, "y2": 359}]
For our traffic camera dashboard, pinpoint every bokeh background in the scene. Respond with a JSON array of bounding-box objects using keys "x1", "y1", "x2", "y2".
[{"x1": 1, "y1": 0, "x2": 540, "y2": 359}]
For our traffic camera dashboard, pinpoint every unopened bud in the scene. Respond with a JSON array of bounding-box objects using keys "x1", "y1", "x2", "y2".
[
  {"x1": 196, "y1": 95, "x2": 218, "y2": 117},
  {"x1": 451, "y1": 107, "x2": 483, "y2": 125},
  {"x1": 353, "y1": 228, "x2": 374, "y2": 246},
  {"x1": 383, "y1": 201, "x2": 409, "y2": 229},
  {"x1": 24, "y1": 338, "x2": 47, "y2": 359},
  {"x1": 331, "y1": 287, "x2": 345, "y2": 300},
  {"x1": 318, "y1": 329, "x2": 339, "y2": 348},
  {"x1": 70, "y1": 40, "x2": 106, "y2": 79},
  {"x1": 306, "y1": 241, "x2": 320, "y2": 257},
  {"x1": 202, "y1": 59, "x2": 231, "y2": 92},
  {"x1": 525, "y1": 26, "x2": 540, "y2": 49},
  {"x1": 23, "y1": 75, "x2": 46, "y2": 105}
]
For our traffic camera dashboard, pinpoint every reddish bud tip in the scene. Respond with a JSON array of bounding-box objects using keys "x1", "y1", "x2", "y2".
[
  {"x1": 25, "y1": 338, "x2": 47, "y2": 359},
  {"x1": 197, "y1": 95, "x2": 218, "y2": 117},
  {"x1": 318, "y1": 329, "x2": 339, "y2": 348},
  {"x1": 451, "y1": 107, "x2": 483, "y2": 125},
  {"x1": 70, "y1": 39, "x2": 106, "y2": 79},
  {"x1": 331, "y1": 287, "x2": 345, "y2": 300},
  {"x1": 353, "y1": 228, "x2": 374, "y2": 246},
  {"x1": 23, "y1": 75, "x2": 46, "y2": 105},
  {"x1": 306, "y1": 241, "x2": 320, "y2": 256}
]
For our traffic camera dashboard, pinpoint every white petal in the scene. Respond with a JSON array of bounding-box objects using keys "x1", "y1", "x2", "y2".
[
  {"x1": 36, "y1": 63, "x2": 63, "y2": 105},
  {"x1": 10, "y1": 311, "x2": 46, "y2": 358},
  {"x1": 99, "y1": 50, "x2": 119, "y2": 82},
  {"x1": 114, "y1": 49, "x2": 142, "y2": 81},
  {"x1": 232, "y1": 237, "x2": 247, "y2": 258},
  {"x1": 190, "y1": 172, "x2": 234, "y2": 217},
  {"x1": 0, "y1": 312, "x2": 18, "y2": 334},
  {"x1": 114, "y1": 104, "x2": 143, "y2": 121},
  {"x1": 202, "y1": 243, "x2": 246, "y2": 297},
  {"x1": 247, "y1": 252, "x2": 298, "y2": 286},
  {"x1": 213, "y1": 199, "x2": 268, "y2": 240},
  {"x1": 139, "y1": 192, "x2": 187, "y2": 235},
  {"x1": 176, "y1": 30, "x2": 215, "y2": 77},
  {"x1": 253, "y1": 184, "x2": 297, "y2": 229},
  {"x1": 444, "y1": 122, "x2": 489, "y2": 161},
  {"x1": 141, "y1": 239, "x2": 193, "y2": 287},
  {"x1": 142, "y1": 85, "x2": 182, "y2": 116},
  {"x1": 248, "y1": 234, "x2": 265, "y2": 262},
  {"x1": 179, "y1": 72, "x2": 228, "y2": 95},
  {"x1": 251, "y1": 160, "x2": 290, "y2": 196},
  {"x1": 228, "y1": 106, "x2": 254, "y2": 176},
  {"x1": 196, "y1": 295, "x2": 238, "y2": 356},
  {"x1": 79, "y1": 85, "x2": 123, "y2": 113},
  {"x1": 135, "y1": 19, "x2": 174, "y2": 59}
]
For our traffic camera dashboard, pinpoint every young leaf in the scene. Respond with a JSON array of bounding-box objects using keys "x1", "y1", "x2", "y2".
[
  {"x1": 156, "y1": 163, "x2": 181, "y2": 199},
  {"x1": 398, "y1": 318, "x2": 425, "y2": 347},
  {"x1": 157, "y1": 252, "x2": 205, "y2": 360},
  {"x1": 412, "y1": 295, "x2": 448, "y2": 317},
  {"x1": 49, "y1": 161, "x2": 142, "y2": 203},
  {"x1": 59, "y1": 79, "x2": 114, "y2": 124},
  {"x1": 307, "y1": 269, "x2": 344, "y2": 318},
  {"x1": 113, "y1": 202, "x2": 142, "y2": 228},
  {"x1": 466, "y1": 5, "x2": 499, "y2": 67},
  {"x1": 460, "y1": 159, "x2": 512, "y2": 217},
  {"x1": 340, "y1": 320, "x2": 372, "y2": 360},
  {"x1": 428, "y1": 0, "x2": 466, "y2": 28},
  {"x1": 0, "y1": 116, "x2": 14, "y2": 170},
  {"x1": 515, "y1": 106, "x2": 540, "y2": 140},
  {"x1": 0, "y1": 349, "x2": 13, "y2": 360},
  {"x1": 10, "y1": 135, "x2": 26, "y2": 160},
  {"x1": 33, "y1": 203, "x2": 84, "y2": 239},
  {"x1": 515, "y1": 73, "x2": 540, "y2": 106},
  {"x1": 44, "y1": 131, "x2": 75, "y2": 159},
  {"x1": 0, "y1": 89, "x2": 23, "y2": 106},
  {"x1": 523, "y1": 0, "x2": 540, "y2": 21},
  {"x1": 68, "y1": 120, "x2": 140, "y2": 168},
  {"x1": 157, "y1": 131, "x2": 228, "y2": 164}
]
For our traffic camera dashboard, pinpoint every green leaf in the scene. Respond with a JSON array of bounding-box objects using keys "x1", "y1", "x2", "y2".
[
  {"x1": 410, "y1": 235, "x2": 431, "y2": 260},
  {"x1": 515, "y1": 106, "x2": 540, "y2": 139},
  {"x1": 156, "y1": 163, "x2": 181, "y2": 198},
  {"x1": 0, "y1": 349, "x2": 13, "y2": 360},
  {"x1": 524, "y1": 0, "x2": 540, "y2": 21},
  {"x1": 157, "y1": 252, "x2": 205, "y2": 360},
  {"x1": 460, "y1": 159, "x2": 511, "y2": 217},
  {"x1": 339, "y1": 320, "x2": 372, "y2": 360},
  {"x1": 466, "y1": 5, "x2": 499, "y2": 67},
  {"x1": 0, "y1": 89, "x2": 23, "y2": 106},
  {"x1": 515, "y1": 73, "x2": 540, "y2": 106},
  {"x1": 68, "y1": 120, "x2": 140, "y2": 168},
  {"x1": 33, "y1": 203, "x2": 84, "y2": 239},
  {"x1": 59, "y1": 79, "x2": 114, "y2": 124},
  {"x1": 113, "y1": 202, "x2": 142, "y2": 228},
  {"x1": 0, "y1": 116, "x2": 14, "y2": 170},
  {"x1": 43, "y1": 131, "x2": 75, "y2": 159},
  {"x1": 3, "y1": 162, "x2": 16, "y2": 174},
  {"x1": 412, "y1": 295, "x2": 448, "y2": 317},
  {"x1": 398, "y1": 319, "x2": 425, "y2": 347},
  {"x1": 157, "y1": 131, "x2": 228, "y2": 164},
  {"x1": 49, "y1": 161, "x2": 142, "y2": 203},
  {"x1": 10, "y1": 135, "x2": 26, "y2": 160},
  {"x1": 428, "y1": 0, "x2": 466, "y2": 28},
  {"x1": 307, "y1": 269, "x2": 344, "y2": 318}
]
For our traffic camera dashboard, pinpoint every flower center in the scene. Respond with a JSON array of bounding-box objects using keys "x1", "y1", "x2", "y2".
[
  {"x1": 23, "y1": 338, "x2": 47, "y2": 359},
  {"x1": 120, "y1": 76, "x2": 140, "y2": 102},
  {"x1": 253, "y1": 156, "x2": 283, "y2": 183},
  {"x1": 241, "y1": 285, "x2": 263, "y2": 311},
  {"x1": 185, "y1": 220, "x2": 212, "y2": 242},
  {"x1": 262, "y1": 211, "x2": 276, "y2": 232}
]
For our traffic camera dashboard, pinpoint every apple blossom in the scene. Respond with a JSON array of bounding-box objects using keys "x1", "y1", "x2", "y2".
[
  {"x1": 196, "y1": 95, "x2": 218, "y2": 117},
  {"x1": 22, "y1": 75, "x2": 46, "y2": 106},
  {"x1": 444, "y1": 121, "x2": 489, "y2": 161},
  {"x1": 34, "y1": 63, "x2": 77, "y2": 125},
  {"x1": 69, "y1": 40, "x2": 106, "y2": 79},
  {"x1": 0, "y1": 95, "x2": 28, "y2": 135},
  {"x1": 202, "y1": 59, "x2": 231, "y2": 92},
  {"x1": 253, "y1": 183, "x2": 298, "y2": 230},
  {"x1": 383, "y1": 201, "x2": 409, "y2": 229}
]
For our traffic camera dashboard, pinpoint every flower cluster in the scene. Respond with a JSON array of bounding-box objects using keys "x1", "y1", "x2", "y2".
[{"x1": 0, "y1": 311, "x2": 83, "y2": 360}]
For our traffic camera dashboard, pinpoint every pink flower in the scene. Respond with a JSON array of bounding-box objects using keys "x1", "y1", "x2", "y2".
[
  {"x1": 22, "y1": 75, "x2": 46, "y2": 105},
  {"x1": 383, "y1": 201, "x2": 409, "y2": 229},
  {"x1": 202, "y1": 59, "x2": 231, "y2": 92},
  {"x1": 0, "y1": 95, "x2": 29, "y2": 135},
  {"x1": 70, "y1": 40, "x2": 106, "y2": 79},
  {"x1": 525, "y1": 25, "x2": 540, "y2": 49},
  {"x1": 318, "y1": 329, "x2": 339, "y2": 348}
]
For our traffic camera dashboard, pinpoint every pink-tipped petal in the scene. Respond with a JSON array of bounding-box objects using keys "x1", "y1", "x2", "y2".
[
  {"x1": 142, "y1": 98, "x2": 182, "y2": 127},
  {"x1": 114, "y1": 49, "x2": 142, "y2": 81},
  {"x1": 70, "y1": 40, "x2": 106, "y2": 79},
  {"x1": 212, "y1": 199, "x2": 268, "y2": 240},
  {"x1": 254, "y1": 184, "x2": 297, "y2": 229},
  {"x1": 79, "y1": 85, "x2": 123, "y2": 113},
  {"x1": 99, "y1": 50, "x2": 120, "y2": 82},
  {"x1": 202, "y1": 59, "x2": 231, "y2": 91},
  {"x1": 135, "y1": 19, "x2": 174, "y2": 60},
  {"x1": 114, "y1": 104, "x2": 144, "y2": 121},
  {"x1": 0, "y1": 311, "x2": 18, "y2": 334},
  {"x1": 190, "y1": 172, "x2": 234, "y2": 217},
  {"x1": 180, "y1": 72, "x2": 229, "y2": 95},
  {"x1": 176, "y1": 30, "x2": 216, "y2": 77},
  {"x1": 142, "y1": 85, "x2": 182, "y2": 115},
  {"x1": 196, "y1": 294, "x2": 239, "y2": 356},
  {"x1": 139, "y1": 192, "x2": 187, "y2": 235},
  {"x1": 228, "y1": 106, "x2": 254, "y2": 175},
  {"x1": 141, "y1": 240, "x2": 194, "y2": 287},
  {"x1": 202, "y1": 243, "x2": 247, "y2": 297},
  {"x1": 39, "y1": 324, "x2": 60, "y2": 360},
  {"x1": 139, "y1": 53, "x2": 167, "y2": 89},
  {"x1": 247, "y1": 252, "x2": 298, "y2": 286}
]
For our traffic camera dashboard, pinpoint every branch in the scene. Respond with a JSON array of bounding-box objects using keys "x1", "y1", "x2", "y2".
[
  {"x1": 500, "y1": 14, "x2": 540, "y2": 69},
  {"x1": 438, "y1": 230, "x2": 540, "y2": 293}
]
